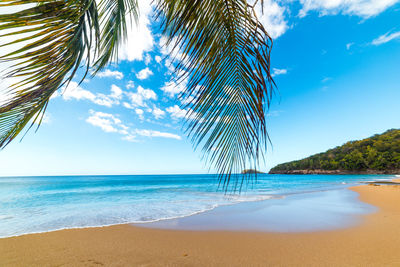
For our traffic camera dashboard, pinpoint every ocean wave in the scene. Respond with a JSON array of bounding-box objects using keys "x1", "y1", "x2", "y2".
[{"x1": 0, "y1": 174, "x2": 392, "y2": 238}]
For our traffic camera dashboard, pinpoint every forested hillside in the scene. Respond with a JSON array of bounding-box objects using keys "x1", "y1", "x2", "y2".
[{"x1": 270, "y1": 129, "x2": 400, "y2": 174}]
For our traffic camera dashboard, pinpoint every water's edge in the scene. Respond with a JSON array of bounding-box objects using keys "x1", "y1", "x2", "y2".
[{"x1": 0, "y1": 174, "x2": 395, "y2": 238}]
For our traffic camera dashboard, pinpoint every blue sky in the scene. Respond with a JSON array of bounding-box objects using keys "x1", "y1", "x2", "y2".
[{"x1": 0, "y1": 0, "x2": 400, "y2": 176}]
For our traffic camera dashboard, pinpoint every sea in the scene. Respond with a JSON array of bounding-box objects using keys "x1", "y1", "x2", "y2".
[{"x1": 0, "y1": 174, "x2": 395, "y2": 238}]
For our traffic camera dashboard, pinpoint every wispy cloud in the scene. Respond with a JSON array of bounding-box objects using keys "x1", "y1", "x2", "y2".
[
  {"x1": 62, "y1": 82, "x2": 123, "y2": 108},
  {"x1": 272, "y1": 68, "x2": 288, "y2": 77},
  {"x1": 135, "y1": 108, "x2": 145, "y2": 120},
  {"x1": 166, "y1": 105, "x2": 187, "y2": 119},
  {"x1": 136, "y1": 67, "x2": 154, "y2": 80},
  {"x1": 33, "y1": 113, "x2": 51, "y2": 125},
  {"x1": 161, "y1": 78, "x2": 187, "y2": 97},
  {"x1": 346, "y1": 42, "x2": 354, "y2": 50},
  {"x1": 134, "y1": 129, "x2": 181, "y2": 140},
  {"x1": 118, "y1": 0, "x2": 154, "y2": 61},
  {"x1": 251, "y1": 0, "x2": 289, "y2": 39},
  {"x1": 126, "y1": 80, "x2": 135, "y2": 89},
  {"x1": 125, "y1": 86, "x2": 157, "y2": 108},
  {"x1": 298, "y1": 0, "x2": 400, "y2": 18},
  {"x1": 86, "y1": 110, "x2": 181, "y2": 141},
  {"x1": 267, "y1": 110, "x2": 284, "y2": 117},
  {"x1": 151, "y1": 106, "x2": 166, "y2": 119},
  {"x1": 155, "y1": 55, "x2": 162, "y2": 63},
  {"x1": 97, "y1": 69, "x2": 124, "y2": 80},
  {"x1": 144, "y1": 54, "x2": 152, "y2": 65},
  {"x1": 322, "y1": 77, "x2": 332, "y2": 83},
  {"x1": 86, "y1": 110, "x2": 127, "y2": 133},
  {"x1": 371, "y1": 31, "x2": 400, "y2": 46}
]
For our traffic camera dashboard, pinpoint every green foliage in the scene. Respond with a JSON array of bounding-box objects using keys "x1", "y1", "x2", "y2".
[
  {"x1": 270, "y1": 129, "x2": 400, "y2": 173},
  {"x1": 0, "y1": 0, "x2": 138, "y2": 148},
  {"x1": 157, "y1": 0, "x2": 274, "y2": 187},
  {"x1": 0, "y1": 0, "x2": 275, "y2": 188}
]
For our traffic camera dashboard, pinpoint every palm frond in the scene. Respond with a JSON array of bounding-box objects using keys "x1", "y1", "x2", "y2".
[
  {"x1": 0, "y1": 0, "x2": 138, "y2": 148},
  {"x1": 94, "y1": 0, "x2": 139, "y2": 71},
  {"x1": 157, "y1": 0, "x2": 275, "y2": 190},
  {"x1": 0, "y1": 0, "x2": 99, "y2": 147},
  {"x1": 0, "y1": 0, "x2": 274, "y2": 190}
]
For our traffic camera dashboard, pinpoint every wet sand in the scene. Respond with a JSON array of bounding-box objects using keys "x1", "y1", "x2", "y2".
[{"x1": 1, "y1": 180, "x2": 400, "y2": 266}]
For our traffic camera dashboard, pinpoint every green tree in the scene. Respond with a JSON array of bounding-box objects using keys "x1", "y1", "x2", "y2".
[{"x1": 270, "y1": 129, "x2": 400, "y2": 173}]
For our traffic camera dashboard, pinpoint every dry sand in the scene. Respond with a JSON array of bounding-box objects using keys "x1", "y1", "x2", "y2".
[{"x1": 1, "y1": 180, "x2": 400, "y2": 266}]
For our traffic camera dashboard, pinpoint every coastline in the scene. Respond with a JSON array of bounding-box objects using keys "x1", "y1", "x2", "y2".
[
  {"x1": 1, "y1": 179, "x2": 400, "y2": 266},
  {"x1": 269, "y1": 169, "x2": 400, "y2": 175}
]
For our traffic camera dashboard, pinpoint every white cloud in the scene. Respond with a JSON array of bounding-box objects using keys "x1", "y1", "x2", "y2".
[
  {"x1": 63, "y1": 82, "x2": 96, "y2": 101},
  {"x1": 135, "y1": 108, "x2": 144, "y2": 115},
  {"x1": 298, "y1": 0, "x2": 400, "y2": 18},
  {"x1": 122, "y1": 135, "x2": 137, "y2": 142},
  {"x1": 87, "y1": 110, "x2": 181, "y2": 141},
  {"x1": 62, "y1": 82, "x2": 123, "y2": 107},
  {"x1": 126, "y1": 80, "x2": 135, "y2": 89},
  {"x1": 110, "y1": 85, "x2": 123, "y2": 99},
  {"x1": 346, "y1": 42, "x2": 354, "y2": 50},
  {"x1": 155, "y1": 55, "x2": 162, "y2": 63},
  {"x1": 164, "y1": 58, "x2": 176, "y2": 73},
  {"x1": 135, "y1": 108, "x2": 144, "y2": 120},
  {"x1": 161, "y1": 78, "x2": 187, "y2": 97},
  {"x1": 159, "y1": 36, "x2": 185, "y2": 72},
  {"x1": 41, "y1": 113, "x2": 51, "y2": 124},
  {"x1": 135, "y1": 129, "x2": 181, "y2": 140},
  {"x1": 126, "y1": 85, "x2": 157, "y2": 107},
  {"x1": 145, "y1": 54, "x2": 152, "y2": 65},
  {"x1": 251, "y1": 0, "x2": 289, "y2": 39},
  {"x1": 267, "y1": 110, "x2": 283, "y2": 117},
  {"x1": 97, "y1": 69, "x2": 124, "y2": 80},
  {"x1": 123, "y1": 102, "x2": 133, "y2": 109},
  {"x1": 272, "y1": 68, "x2": 288, "y2": 77},
  {"x1": 86, "y1": 110, "x2": 124, "y2": 133},
  {"x1": 159, "y1": 35, "x2": 183, "y2": 59},
  {"x1": 118, "y1": 0, "x2": 154, "y2": 61},
  {"x1": 136, "y1": 67, "x2": 154, "y2": 80},
  {"x1": 152, "y1": 106, "x2": 166, "y2": 119},
  {"x1": 33, "y1": 113, "x2": 51, "y2": 125},
  {"x1": 371, "y1": 31, "x2": 400, "y2": 45},
  {"x1": 321, "y1": 77, "x2": 332, "y2": 83},
  {"x1": 166, "y1": 105, "x2": 187, "y2": 119},
  {"x1": 85, "y1": 104, "x2": 183, "y2": 142}
]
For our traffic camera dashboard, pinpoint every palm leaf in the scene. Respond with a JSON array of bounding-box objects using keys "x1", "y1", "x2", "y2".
[
  {"x1": 0, "y1": 0, "x2": 100, "y2": 147},
  {"x1": 0, "y1": 0, "x2": 274, "y2": 190},
  {"x1": 0, "y1": 0, "x2": 138, "y2": 147},
  {"x1": 157, "y1": 0, "x2": 275, "y2": 190},
  {"x1": 94, "y1": 0, "x2": 138, "y2": 71}
]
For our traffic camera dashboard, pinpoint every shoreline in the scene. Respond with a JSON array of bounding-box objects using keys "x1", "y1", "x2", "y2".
[
  {"x1": 1, "y1": 179, "x2": 400, "y2": 265},
  {"x1": 0, "y1": 179, "x2": 379, "y2": 239},
  {"x1": 269, "y1": 169, "x2": 400, "y2": 175},
  {"x1": 135, "y1": 187, "x2": 374, "y2": 232}
]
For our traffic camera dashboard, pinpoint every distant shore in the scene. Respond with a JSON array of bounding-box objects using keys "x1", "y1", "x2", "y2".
[
  {"x1": 269, "y1": 169, "x2": 400, "y2": 175},
  {"x1": 1, "y1": 179, "x2": 400, "y2": 266}
]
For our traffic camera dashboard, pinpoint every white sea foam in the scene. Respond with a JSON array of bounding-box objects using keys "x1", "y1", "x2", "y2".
[{"x1": 0, "y1": 174, "x2": 390, "y2": 238}]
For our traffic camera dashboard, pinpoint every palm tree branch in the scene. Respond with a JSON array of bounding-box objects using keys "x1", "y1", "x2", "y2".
[
  {"x1": 0, "y1": 0, "x2": 99, "y2": 147},
  {"x1": 157, "y1": 0, "x2": 275, "y2": 190}
]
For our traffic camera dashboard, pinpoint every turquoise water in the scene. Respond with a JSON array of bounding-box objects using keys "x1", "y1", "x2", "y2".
[{"x1": 0, "y1": 174, "x2": 394, "y2": 237}]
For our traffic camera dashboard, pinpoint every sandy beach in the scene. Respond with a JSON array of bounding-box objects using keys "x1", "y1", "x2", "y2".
[{"x1": 1, "y1": 180, "x2": 400, "y2": 266}]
